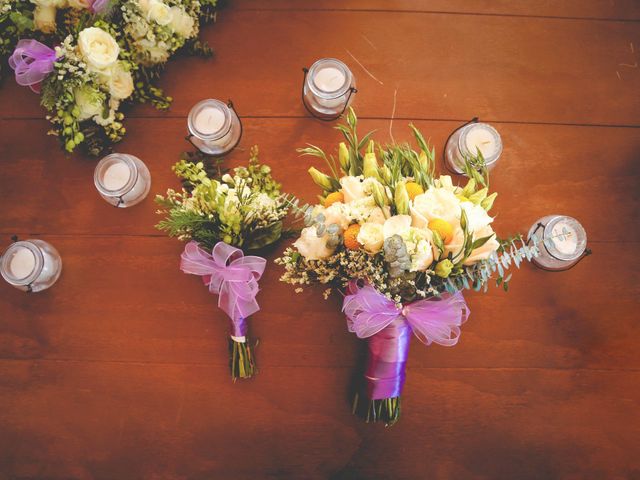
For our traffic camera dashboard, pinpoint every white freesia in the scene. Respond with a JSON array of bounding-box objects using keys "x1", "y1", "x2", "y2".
[
  {"x1": 357, "y1": 222, "x2": 384, "y2": 254},
  {"x1": 33, "y1": 5, "x2": 56, "y2": 33},
  {"x1": 382, "y1": 214, "x2": 412, "y2": 239},
  {"x1": 74, "y1": 87, "x2": 103, "y2": 121},
  {"x1": 108, "y1": 63, "x2": 134, "y2": 99},
  {"x1": 79, "y1": 27, "x2": 120, "y2": 71},
  {"x1": 460, "y1": 201, "x2": 493, "y2": 232},
  {"x1": 339, "y1": 175, "x2": 367, "y2": 203},
  {"x1": 411, "y1": 187, "x2": 461, "y2": 228},
  {"x1": 147, "y1": 0, "x2": 172, "y2": 25},
  {"x1": 294, "y1": 226, "x2": 335, "y2": 260},
  {"x1": 169, "y1": 6, "x2": 196, "y2": 37}
]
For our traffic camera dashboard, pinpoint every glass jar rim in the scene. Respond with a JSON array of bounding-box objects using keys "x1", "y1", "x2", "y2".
[
  {"x1": 188, "y1": 99, "x2": 233, "y2": 141},
  {"x1": 542, "y1": 215, "x2": 587, "y2": 261},
  {"x1": 458, "y1": 122, "x2": 503, "y2": 166},
  {"x1": 1, "y1": 240, "x2": 44, "y2": 286},
  {"x1": 94, "y1": 153, "x2": 140, "y2": 198},
  {"x1": 307, "y1": 58, "x2": 353, "y2": 99}
]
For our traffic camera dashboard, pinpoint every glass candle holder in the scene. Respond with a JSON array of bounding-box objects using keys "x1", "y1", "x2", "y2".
[
  {"x1": 1, "y1": 239, "x2": 62, "y2": 292},
  {"x1": 444, "y1": 121, "x2": 503, "y2": 173},
  {"x1": 302, "y1": 58, "x2": 357, "y2": 120},
  {"x1": 94, "y1": 153, "x2": 151, "y2": 208},
  {"x1": 527, "y1": 215, "x2": 590, "y2": 271},
  {"x1": 187, "y1": 99, "x2": 242, "y2": 156}
]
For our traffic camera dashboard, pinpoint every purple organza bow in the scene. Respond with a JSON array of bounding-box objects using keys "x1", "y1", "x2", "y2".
[
  {"x1": 90, "y1": 0, "x2": 109, "y2": 13},
  {"x1": 343, "y1": 281, "x2": 470, "y2": 347},
  {"x1": 180, "y1": 241, "x2": 266, "y2": 337},
  {"x1": 343, "y1": 281, "x2": 470, "y2": 400},
  {"x1": 8, "y1": 40, "x2": 58, "y2": 93}
]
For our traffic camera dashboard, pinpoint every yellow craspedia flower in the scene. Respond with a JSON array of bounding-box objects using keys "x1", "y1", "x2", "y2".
[
  {"x1": 405, "y1": 182, "x2": 424, "y2": 200},
  {"x1": 428, "y1": 218, "x2": 454, "y2": 243},
  {"x1": 343, "y1": 224, "x2": 362, "y2": 250},
  {"x1": 324, "y1": 191, "x2": 344, "y2": 208}
]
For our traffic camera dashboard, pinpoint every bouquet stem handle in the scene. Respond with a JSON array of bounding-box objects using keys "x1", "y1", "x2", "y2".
[{"x1": 229, "y1": 316, "x2": 256, "y2": 380}]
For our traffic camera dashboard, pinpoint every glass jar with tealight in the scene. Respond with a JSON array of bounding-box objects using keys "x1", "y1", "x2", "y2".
[
  {"x1": 444, "y1": 121, "x2": 503, "y2": 173},
  {"x1": 94, "y1": 153, "x2": 151, "y2": 208},
  {"x1": 302, "y1": 58, "x2": 357, "y2": 120},
  {"x1": 527, "y1": 215, "x2": 590, "y2": 271},
  {"x1": 1, "y1": 239, "x2": 62, "y2": 292},
  {"x1": 187, "y1": 99, "x2": 242, "y2": 156}
]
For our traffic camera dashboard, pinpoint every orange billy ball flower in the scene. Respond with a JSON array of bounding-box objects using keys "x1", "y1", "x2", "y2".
[
  {"x1": 343, "y1": 224, "x2": 362, "y2": 250},
  {"x1": 324, "y1": 191, "x2": 344, "y2": 208},
  {"x1": 405, "y1": 182, "x2": 424, "y2": 200},
  {"x1": 428, "y1": 218, "x2": 454, "y2": 243}
]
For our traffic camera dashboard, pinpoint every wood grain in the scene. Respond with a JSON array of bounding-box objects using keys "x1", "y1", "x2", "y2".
[{"x1": 1, "y1": 8, "x2": 639, "y2": 125}]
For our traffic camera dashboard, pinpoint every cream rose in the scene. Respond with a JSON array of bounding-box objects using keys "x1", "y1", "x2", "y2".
[
  {"x1": 323, "y1": 204, "x2": 350, "y2": 231},
  {"x1": 169, "y1": 6, "x2": 196, "y2": 37},
  {"x1": 366, "y1": 206, "x2": 389, "y2": 225},
  {"x1": 147, "y1": 0, "x2": 173, "y2": 25},
  {"x1": 33, "y1": 5, "x2": 57, "y2": 33},
  {"x1": 382, "y1": 215, "x2": 412, "y2": 239},
  {"x1": 74, "y1": 87, "x2": 103, "y2": 121},
  {"x1": 108, "y1": 63, "x2": 134, "y2": 100},
  {"x1": 412, "y1": 239, "x2": 434, "y2": 271},
  {"x1": 339, "y1": 175, "x2": 367, "y2": 203},
  {"x1": 411, "y1": 187, "x2": 461, "y2": 228},
  {"x1": 293, "y1": 226, "x2": 335, "y2": 260},
  {"x1": 79, "y1": 27, "x2": 120, "y2": 71},
  {"x1": 460, "y1": 201, "x2": 493, "y2": 232},
  {"x1": 463, "y1": 225, "x2": 500, "y2": 265},
  {"x1": 357, "y1": 222, "x2": 384, "y2": 254}
]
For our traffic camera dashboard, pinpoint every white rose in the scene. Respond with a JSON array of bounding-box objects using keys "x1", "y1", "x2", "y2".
[
  {"x1": 33, "y1": 5, "x2": 56, "y2": 33},
  {"x1": 366, "y1": 206, "x2": 389, "y2": 225},
  {"x1": 460, "y1": 201, "x2": 493, "y2": 232},
  {"x1": 357, "y1": 222, "x2": 384, "y2": 254},
  {"x1": 339, "y1": 175, "x2": 367, "y2": 203},
  {"x1": 67, "y1": 0, "x2": 91, "y2": 9},
  {"x1": 147, "y1": 0, "x2": 172, "y2": 26},
  {"x1": 463, "y1": 225, "x2": 500, "y2": 265},
  {"x1": 293, "y1": 226, "x2": 335, "y2": 260},
  {"x1": 78, "y1": 27, "x2": 120, "y2": 71},
  {"x1": 323, "y1": 204, "x2": 350, "y2": 231},
  {"x1": 411, "y1": 187, "x2": 461, "y2": 228},
  {"x1": 169, "y1": 6, "x2": 196, "y2": 37},
  {"x1": 382, "y1": 215, "x2": 412, "y2": 239},
  {"x1": 412, "y1": 239, "x2": 434, "y2": 271},
  {"x1": 74, "y1": 87, "x2": 103, "y2": 121},
  {"x1": 108, "y1": 63, "x2": 134, "y2": 100}
]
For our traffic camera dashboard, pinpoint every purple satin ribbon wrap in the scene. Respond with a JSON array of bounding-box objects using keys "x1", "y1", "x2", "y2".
[
  {"x1": 343, "y1": 281, "x2": 470, "y2": 400},
  {"x1": 180, "y1": 241, "x2": 266, "y2": 338},
  {"x1": 8, "y1": 40, "x2": 57, "y2": 93}
]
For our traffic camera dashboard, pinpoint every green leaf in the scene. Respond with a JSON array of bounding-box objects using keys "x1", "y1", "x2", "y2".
[
  {"x1": 245, "y1": 221, "x2": 283, "y2": 250},
  {"x1": 472, "y1": 233, "x2": 495, "y2": 250}
]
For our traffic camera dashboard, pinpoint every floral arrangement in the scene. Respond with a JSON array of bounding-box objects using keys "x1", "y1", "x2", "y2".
[
  {"x1": 2, "y1": 0, "x2": 217, "y2": 155},
  {"x1": 277, "y1": 109, "x2": 538, "y2": 424},
  {"x1": 155, "y1": 147, "x2": 291, "y2": 380}
]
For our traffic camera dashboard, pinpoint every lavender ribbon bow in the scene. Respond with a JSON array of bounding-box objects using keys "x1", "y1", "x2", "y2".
[
  {"x1": 90, "y1": 0, "x2": 109, "y2": 14},
  {"x1": 180, "y1": 241, "x2": 266, "y2": 338},
  {"x1": 8, "y1": 40, "x2": 57, "y2": 93},
  {"x1": 343, "y1": 281, "x2": 470, "y2": 399}
]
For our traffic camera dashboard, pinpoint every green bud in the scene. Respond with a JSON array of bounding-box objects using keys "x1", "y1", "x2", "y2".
[
  {"x1": 461, "y1": 178, "x2": 476, "y2": 197},
  {"x1": 338, "y1": 142, "x2": 350, "y2": 173},
  {"x1": 57, "y1": 109, "x2": 64, "y2": 117},
  {"x1": 435, "y1": 259, "x2": 454, "y2": 278},
  {"x1": 71, "y1": 107, "x2": 80, "y2": 118},
  {"x1": 308, "y1": 167, "x2": 339, "y2": 192},
  {"x1": 74, "y1": 132, "x2": 84, "y2": 143},
  {"x1": 65, "y1": 140, "x2": 76, "y2": 151},
  {"x1": 63, "y1": 115, "x2": 73, "y2": 126},
  {"x1": 371, "y1": 181, "x2": 388, "y2": 209},
  {"x1": 64, "y1": 127, "x2": 73, "y2": 135},
  {"x1": 468, "y1": 187, "x2": 488, "y2": 204},
  {"x1": 394, "y1": 181, "x2": 410, "y2": 215},
  {"x1": 481, "y1": 192, "x2": 497, "y2": 211},
  {"x1": 418, "y1": 150, "x2": 430, "y2": 170},
  {"x1": 366, "y1": 139, "x2": 375, "y2": 154},
  {"x1": 363, "y1": 152, "x2": 379, "y2": 179},
  {"x1": 223, "y1": 235, "x2": 232, "y2": 244},
  {"x1": 380, "y1": 165, "x2": 392, "y2": 184}
]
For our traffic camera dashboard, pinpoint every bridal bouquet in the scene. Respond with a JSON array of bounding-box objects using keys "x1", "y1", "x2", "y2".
[
  {"x1": 277, "y1": 109, "x2": 538, "y2": 424},
  {"x1": 3, "y1": 0, "x2": 217, "y2": 155},
  {"x1": 156, "y1": 147, "x2": 290, "y2": 380}
]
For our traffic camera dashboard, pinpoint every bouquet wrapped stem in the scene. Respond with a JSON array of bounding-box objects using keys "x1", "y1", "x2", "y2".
[{"x1": 229, "y1": 338, "x2": 256, "y2": 380}]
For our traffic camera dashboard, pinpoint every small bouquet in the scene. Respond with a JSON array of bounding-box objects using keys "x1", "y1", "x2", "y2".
[
  {"x1": 277, "y1": 109, "x2": 538, "y2": 424},
  {"x1": 156, "y1": 147, "x2": 291, "y2": 380},
  {"x1": 3, "y1": 0, "x2": 217, "y2": 155}
]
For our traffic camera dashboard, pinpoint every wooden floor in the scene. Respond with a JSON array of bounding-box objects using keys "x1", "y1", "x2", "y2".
[{"x1": 1, "y1": 1, "x2": 639, "y2": 479}]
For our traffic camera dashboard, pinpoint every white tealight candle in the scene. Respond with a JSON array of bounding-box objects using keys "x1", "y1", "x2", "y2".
[
  {"x1": 313, "y1": 67, "x2": 346, "y2": 92},
  {"x1": 103, "y1": 161, "x2": 131, "y2": 191},
  {"x1": 10, "y1": 247, "x2": 36, "y2": 279},
  {"x1": 550, "y1": 222, "x2": 578, "y2": 255},
  {"x1": 465, "y1": 125, "x2": 498, "y2": 159},
  {"x1": 194, "y1": 106, "x2": 226, "y2": 135}
]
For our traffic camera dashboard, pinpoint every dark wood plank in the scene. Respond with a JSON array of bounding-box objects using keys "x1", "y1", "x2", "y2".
[
  {"x1": 237, "y1": 0, "x2": 640, "y2": 21},
  {"x1": 0, "y1": 234, "x2": 638, "y2": 370},
  {"x1": 0, "y1": 118, "x2": 638, "y2": 243},
  {"x1": 1, "y1": 10, "x2": 639, "y2": 125},
  {"x1": 0, "y1": 360, "x2": 638, "y2": 479}
]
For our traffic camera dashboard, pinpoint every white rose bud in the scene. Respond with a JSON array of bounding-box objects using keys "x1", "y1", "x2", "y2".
[
  {"x1": 78, "y1": 27, "x2": 120, "y2": 71},
  {"x1": 169, "y1": 6, "x2": 196, "y2": 38},
  {"x1": 108, "y1": 63, "x2": 134, "y2": 100},
  {"x1": 357, "y1": 222, "x2": 384, "y2": 254},
  {"x1": 147, "y1": 0, "x2": 173, "y2": 26}
]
